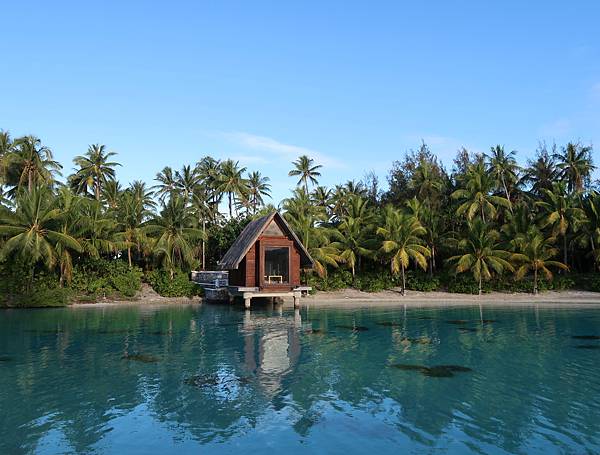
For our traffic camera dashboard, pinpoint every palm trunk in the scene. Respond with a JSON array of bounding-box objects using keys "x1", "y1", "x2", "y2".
[
  {"x1": 563, "y1": 233, "x2": 568, "y2": 269},
  {"x1": 501, "y1": 175, "x2": 513, "y2": 213},
  {"x1": 533, "y1": 267, "x2": 538, "y2": 295},
  {"x1": 28, "y1": 171, "x2": 33, "y2": 192},
  {"x1": 128, "y1": 247, "x2": 132, "y2": 268},
  {"x1": 95, "y1": 181, "x2": 100, "y2": 201},
  {"x1": 478, "y1": 274, "x2": 482, "y2": 296},
  {"x1": 228, "y1": 193, "x2": 233, "y2": 217},
  {"x1": 401, "y1": 263, "x2": 406, "y2": 296},
  {"x1": 202, "y1": 219, "x2": 206, "y2": 270}
]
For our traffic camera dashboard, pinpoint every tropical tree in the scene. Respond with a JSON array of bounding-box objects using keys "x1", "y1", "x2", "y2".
[
  {"x1": 523, "y1": 144, "x2": 559, "y2": 196},
  {"x1": 175, "y1": 165, "x2": 199, "y2": 204},
  {"x1": 217, "y1": 159, "x2": 248, "y2": 217},
  {"x1": 154, "y1": 166, "x2": 178, "y2": 203},
  {"x1": 511, "y1": 228, "x2": 568, "y2": 294},
  {"x1": 7, "y1": 136, "x2": 62, "y2": 192},
  {"x1": 448, "y1": 220, "x2": 514, "y2": 295},
  {"x1": 486, "y1": 145, "x2": 520, "y2": 209},
  {"x1": 554, "y1": 142, "x2": 595, "y2": 194},
  {"x1": 536, "y1": 182, "x2": 584, "y2": 267},
  {"x1": 247, "y1": 171, "x2": 271, "y2": 214},
  {"x1": 376, "y1": 206, "x2": 430, "y2": 295},
  {"x1": 452, "y1": 163, "x2": 511, "y2": 222},
  {"x1": 145, "y1": 196, "x2": 204, "y2": 277},
  {"x1": 289, "y1": 155, "x2": 322, "y2": 193},
  {"x1": 0, "y1": 187, "x2": 81, "y2": 288},
  {"x1": 72, "y1": 144, "x2": 120, "y2": 200}
]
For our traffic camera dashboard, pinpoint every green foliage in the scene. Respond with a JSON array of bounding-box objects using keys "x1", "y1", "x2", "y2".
[
  {"x1": 70, "y1": 258, "x2": 142, "y2": 299},
  {"x1": 145, "y1": 269, "x2": 201, "y2": 298},
  {"x1": 308, "y1": 270, "x2": 353, "y2": 291},
  {"x1": 445, "y1": 274, "x2": 485, "y2": 294},
  {"x1": 354, "y1": 272, "x2": 398, "y2": 292},
  {"x1": 406, "y1": 271, "x2": 440, "y2": 292},
  {"x1": 12, "y1": 288, "x2": 73, "y2": 308}
]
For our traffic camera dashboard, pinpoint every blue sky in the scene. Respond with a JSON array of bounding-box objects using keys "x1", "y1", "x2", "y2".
[{"x1": 1, "y1": 1, "x2": 599, "y2": 203}]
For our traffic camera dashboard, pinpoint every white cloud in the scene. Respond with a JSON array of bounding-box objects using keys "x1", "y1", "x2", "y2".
[
  {"x1": 229, "y1": 154, "x2": 269, "y2": 165},
  {"x1": 223, "y1": 132, "x2": 344, "y2": 169}
]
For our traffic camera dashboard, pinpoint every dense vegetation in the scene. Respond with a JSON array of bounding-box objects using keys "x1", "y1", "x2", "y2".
[{"x1": 0, "y1": 129, "x2": 598, "y2": 306}]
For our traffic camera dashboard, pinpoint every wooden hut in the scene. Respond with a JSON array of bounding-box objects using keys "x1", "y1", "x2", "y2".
[{"x1": 217, "y1": 211, "x2": 313, "y2": 308}]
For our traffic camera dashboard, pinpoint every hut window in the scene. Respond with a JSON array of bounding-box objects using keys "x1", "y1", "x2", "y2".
[{"x1": 264, "y1": 246, "x2": 289, "y2": 284}]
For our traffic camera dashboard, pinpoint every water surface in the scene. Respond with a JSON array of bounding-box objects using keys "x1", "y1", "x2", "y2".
[{"x1": 1, "y1": 303, "x2": 600, "y2": 454}]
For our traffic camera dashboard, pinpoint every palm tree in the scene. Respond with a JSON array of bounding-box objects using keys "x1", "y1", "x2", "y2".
[
  {"x1": 407, "y1": 197, "x2": 443, "y2": 276},
  {"x1": 247, "y1": 171, "x2": 271, "y2": 214},
  {"x1": 330, "y1": 197, "x2": 375, "y2": 279},
  {"x1": 196, "y1": 156, "x2": 222, "y2": 219},
  {"x1": 0, "y1": 187, "x2": 81, "y2": 289},
  {"x1": 536, "y1": 182, "x2": 584, "y2": 267},
  {"x1": 72, "y1": 144, "x2": 120, "y2": 200},
  {"x1": 289, "y1": 155, "x2": 322, "y2": 193},
  {"x1": 511, "y1": 228, "x2": 568, "y2": 294},
  {"x1": 101, "y1": 180, "x2": 123, "y2": 210},
  {"x1": 523, "y1": 144, "x2": 559, "y2": 196},
  {"x1": 486, "y1": 145, "x2": 520, "y2": 209},
  {"x1": 154, "y1": 166, "x2": 178, "y2": 203},
  {"x1": 376, "y1": 206, "x2": 430, "y2": 295},
  {"x1": 452, "y1": 162, "x2": 511, "y2": 222},
  {"x1": 145, "y1": 196, "x2": 204, "y2": 278},
  {"x1": 8, "y1": 136, "x2": 62, "y2": 192},
  {"x1": 554, "y1": 142, "x2": 595, "y2": 194},
  {"x1": 175, "y1": 165, "x2": 199, "y2": 204},
  {"x1": 217, "y1": 159, "x2": 248, "y2": 217},
  {"x1": 448, "y1": 220, "x2": 514, "y2": 295}
]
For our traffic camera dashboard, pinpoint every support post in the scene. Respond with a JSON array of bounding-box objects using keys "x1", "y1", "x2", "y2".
[
  {"x1": 244, "y1": 297, "x2": 251, "y2": 309},
  {"x1": 293, "y1": 293, "x2": 300, "y2": 309}
]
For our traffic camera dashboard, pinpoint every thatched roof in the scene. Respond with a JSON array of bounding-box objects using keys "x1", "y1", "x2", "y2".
[{"x1": 218, "y1": 212, "x2": 314, "y2": 270}]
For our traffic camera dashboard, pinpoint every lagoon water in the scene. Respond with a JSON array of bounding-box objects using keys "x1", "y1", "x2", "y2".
[{"x1": 1, "y1": 303, "x2": 600, "y2": 454}]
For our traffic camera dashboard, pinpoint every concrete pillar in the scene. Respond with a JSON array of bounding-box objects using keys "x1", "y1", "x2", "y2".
[
  {"x1": 293, "y1": 295, "x2": 300, "y2": 309},
  {"x1": 244, "y1": 297, "x2": 251, "y2": 309}
]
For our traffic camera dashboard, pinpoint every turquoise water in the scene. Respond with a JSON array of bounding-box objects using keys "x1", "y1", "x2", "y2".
[{"x1": 1, "y1": 303, "x2": 600, "y2": 454}]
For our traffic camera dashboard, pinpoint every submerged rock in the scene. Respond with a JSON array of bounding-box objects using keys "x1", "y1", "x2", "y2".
[
  {"x1": 306, "y1": 328, "x2": 325, "y2": 335},
  {"x1": 0, "y1": 355, "x2": 13, "y2": 362},
  {"x1": 572, "y1": 335, "x2": 600, "y2": 340},
  {"x1": 390, "y1": 363, "x2": 472, "y2": 378},
  {"x1": 458, "y1": 327, "x2": 478, "y2": 333},
  {"x1": 184, "y1": 374, "x2": 250, "y2": 389},
  {"x1": 446, "y1": 320, "x2": 469, "y2": 325},
  {"x1": 401, "y1": 336, "x2": 433, "y2": 344},
  {"x1": 377, "y1": 321, "x2": 403, "y2": 327},
  {"x1": 574, "y1": 345, "x2": 600, "y2": 350},
  {"x1": 121, "y1": 353, "x2": 159, "y2": 363},
  {"x1": 335, "y1": 325, "x2": 369, "y2": 332}
]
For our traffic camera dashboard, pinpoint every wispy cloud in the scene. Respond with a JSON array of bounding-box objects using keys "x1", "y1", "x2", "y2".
[{"x1": 223, "y1": 132, "x2": 344, "y2": 168}]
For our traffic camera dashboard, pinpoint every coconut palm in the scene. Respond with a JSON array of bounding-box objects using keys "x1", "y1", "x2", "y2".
[
  {"x1": 448, "y1": 220, "x2": 514, "y2": 295},
  {"x1": 523, "y1": 145, "x2": 559, "y2": 196},
  {"x1": 554, "y1": 142, "x2": 595, "y2": 194},
  {"x1": 536, "y1": 182, "x2": 585, "y2": 267},
  {"x1": 8, "y1": 136, "x2": 62, "y2": 192},
  {"x1": 145, "y1": 196, "x2": 204, "y2": 277},
  {"x1": 101, "y1": 180, "x2": 123, "y2": 210},
  {"x1": 196, "y1": 156, "x2": 222, "y2": 219},
  {"x1": 247, "y1": 171, "x2": 271, "y2": 214},
  {"x1": 72, "y1": 144, "x2": 120, "y2": 200},
  {"x1": 377, "y1": 206, "x2": 430, "y2": 295},
  {"x1": 511, "y1": 228, "x2": 568, "y2": 294},
  {"x1": 154, "y1": 166, "x2": 179, "y2": 203},
  {"x1": 217, "y1": 159, "x2": 248, "y2": 217},
  {"x1": 289, "y1": 155, "x2": 322, "y2": 193},
  {"x1": 175, "y1": 165, "x2": 199, "y2": 204},
  {"x1": 486, "y1": 145, "x2": 520, "y2": 209},
  {"x1": 330, "y1": 198, "x2": 375, "y2": 278},
  {"x1": 452, "y1": 163, "x2": 511, "y2": 222},
  {"x1": 0, "y1": 186, "x2": 81, "y2": 288}
]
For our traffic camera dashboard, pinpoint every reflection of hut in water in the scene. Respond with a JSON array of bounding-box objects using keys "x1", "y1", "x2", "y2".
[
  {"x1": 194, "y1": 212, "x2": 313, "y2": 309},
  {"x1": 242, "y1": 310, "x2": 302, "y2": 395}
]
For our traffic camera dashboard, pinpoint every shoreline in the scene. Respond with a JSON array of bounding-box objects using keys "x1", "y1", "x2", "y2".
[{"x1": 68, "y1": 288, "x2": 600, "y2": 309}]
